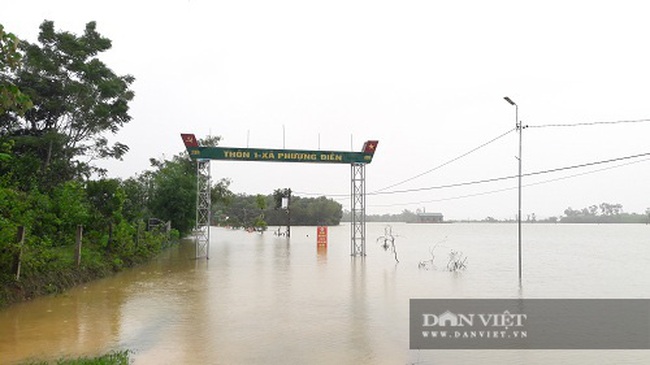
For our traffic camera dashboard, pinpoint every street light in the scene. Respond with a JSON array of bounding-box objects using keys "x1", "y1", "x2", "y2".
[{"x1": 504, "y1": 96, "x2": 522, "y2": 283}]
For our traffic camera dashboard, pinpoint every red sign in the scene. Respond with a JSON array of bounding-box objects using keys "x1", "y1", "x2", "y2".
[
  {"x1": 181, "y1": 133, "x2": 199, "y2": 148},
  {"x1": 317, "y1": 226, "x2": 328, "y2": 247},
  {"x1": 362, "y1": 140, "x2": 379, "y2": 155}
]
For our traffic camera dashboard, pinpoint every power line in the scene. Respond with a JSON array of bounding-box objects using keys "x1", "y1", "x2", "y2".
[
  {"x1": 296, "y1": 119, "x2": 650, "y2": 199},
  {"x1": 373, "y1": 127, "x2": 516, "y2": 192},
  {"x1": 529, "y1": 118, "x2": 650, "y2": 129},
  {"x1": 293, "y1": 190, "x2": 347, "y2": 197},
  {"x1": 369, "y1": 156, "x2": 650, "y2": 208},
  {"x1": 367, "y1": 151, "x2": 650, "y2": 196},
  {"x1": 297, "y1": 150, "x2": 650, "y2": 199}
]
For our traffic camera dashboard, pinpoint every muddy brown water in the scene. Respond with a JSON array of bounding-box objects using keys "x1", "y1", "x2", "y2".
[{"x1": 1, "y1": 223, "x2": 649, "y2": 364}]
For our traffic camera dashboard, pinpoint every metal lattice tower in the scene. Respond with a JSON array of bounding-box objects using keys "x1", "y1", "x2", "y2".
[
  {"x1": 195, "y1": 159, "x2": 211, "y2": 259},
  {"x1": 351, "y1": 162, "x2": 366, "y2": 256}
]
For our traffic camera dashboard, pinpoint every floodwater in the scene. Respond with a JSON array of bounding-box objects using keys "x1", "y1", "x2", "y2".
[{"x1": 1, "y1": 223, "x2": 650, "y2": 364}]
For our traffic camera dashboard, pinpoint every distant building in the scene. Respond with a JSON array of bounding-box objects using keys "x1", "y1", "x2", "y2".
[{"x1": 416, "y1": 212, "x2": 444, "y2": 223}]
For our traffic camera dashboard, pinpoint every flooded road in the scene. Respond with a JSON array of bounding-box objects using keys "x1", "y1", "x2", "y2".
[{"x1": 1, "y1": 223, "x2": 650, "y2": 364}]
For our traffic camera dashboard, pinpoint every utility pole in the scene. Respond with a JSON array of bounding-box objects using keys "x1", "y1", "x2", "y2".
[
  {"x1": 504, "y1": 96, "x2": 523, "y2": 283},
  {"x1": 286, "y1": 190, "x2": 291, "y2": 238},
  {"x1": 278, "y1": 188, "x2": 292, "y2": 238}
]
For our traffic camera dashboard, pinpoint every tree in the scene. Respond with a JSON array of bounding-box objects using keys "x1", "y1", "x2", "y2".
[
  {"x1": 272, "y1": 188, "x2": 291, "y2": 209},
  {"x1": 560, "y1": 203, "x2": 643, "y2": 223},
  {"x1": 599, "y1": 202, "x2": 622, "y2": 216},
  {"x1": 143, "y1": 136, "x2": 232, "y2": 235},
  {"x1": 86, "y1": 179, "x2": 124, "y2": 225},
  {"x1": 48, "y1": 180, "x2": 91, "y2": 245},
  {"x1": 253, "y1": 194, "x2": 268, "y2": 231},
  {"x1": 147, "y1": 155, "x2": 196, "y2": 235},
  {"x1": 262, "y1": 195, "x2": 341, "y2": 226},
  {"x1": 1, "y1": 24, "x2": 32, "y2": 166},
  {"x1": 588, "y1": 205, "x2": 599, "y2": 216},
  {"x1": 563, "y1": 207, "x2": 578, "y2": 217},
  {"x1": 121, "y1": 174, "x2": 152, "y2": 223},
  {"x1": 0, "y1": 24, "x2": 32, "y2": 116},
  {"x1": 1, "y1": 21, "x2": 134, "y2": 189}
]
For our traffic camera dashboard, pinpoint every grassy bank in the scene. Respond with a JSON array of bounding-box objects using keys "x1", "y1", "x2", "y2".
[
  {"x1": 22, "y1": 350, "x2": 131, "y2": 365},
  {"x1": 0, "y1": 228, "x2": 177, "y2": 309}
]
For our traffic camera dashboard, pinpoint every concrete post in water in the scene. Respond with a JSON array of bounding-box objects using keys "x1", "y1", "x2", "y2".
[
  {"x1": 13, "y1": 226, "x2": 25, "y2": 281},
  {"x1": 75, "y1": 225, "x2": 83, "y2": 267}
]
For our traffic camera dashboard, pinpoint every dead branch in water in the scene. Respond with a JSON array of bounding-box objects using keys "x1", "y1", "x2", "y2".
[
  {"x1": 418, "y1": 237, "x2": 467, "y2": 271},
  {"x1": 376, "y1": 225, "x2": 400, "y2": 263}
]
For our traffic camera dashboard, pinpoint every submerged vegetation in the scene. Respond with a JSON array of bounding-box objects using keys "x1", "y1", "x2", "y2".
[
  {"x1": 376, "y1": 225, "x2": 399, "y2": 263},
  {"x1": 22, "y1": 350, "x2": 131, "y2": 365},
  {"x1": 418, "y1": 239, "x2": 468, "y2": 272},
  {"x1": 0, "y1": 21, "x2": 342, "y2": 308},
  {"x1": 0, "y1": 21, "x2": 204, "y2": 308}
]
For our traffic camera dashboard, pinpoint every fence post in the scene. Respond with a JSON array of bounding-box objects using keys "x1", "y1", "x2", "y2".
[
  {"x1": 75, "y1": 225, "x2": 83, "y2": 267},
  {"x1": 13, "y1": 226, "x2": 25, "y2": 281}
]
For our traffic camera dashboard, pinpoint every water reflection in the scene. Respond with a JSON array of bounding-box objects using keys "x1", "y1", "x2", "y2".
[
  {"x1": 317, "y1": 245, "x2": 327, "y2": 266},
  {"x1": 2, "y1": 224, "x2": 650, "y2": 364},
  {"x1": 349, "y1": 258, "x2": 372, "y2": 362},
  {"x1": 0, "y1": 256, "x2": 131, "y2": 363}
]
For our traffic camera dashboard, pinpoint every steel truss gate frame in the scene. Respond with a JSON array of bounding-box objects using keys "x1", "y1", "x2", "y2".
[
  {"x1": 181, "y1": 134, "x2": 378, "y2": 259},
  {"x1": 350, "y1": 163, "x2": 366, "y2": 256},
  {"x1": 195, "y1": 159, "x2": 211, "y2": 258}
]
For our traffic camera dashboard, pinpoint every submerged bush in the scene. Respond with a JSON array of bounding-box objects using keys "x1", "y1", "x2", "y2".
[{"x1": 22, "y1": 349, "x2": 132, "y2": 365}]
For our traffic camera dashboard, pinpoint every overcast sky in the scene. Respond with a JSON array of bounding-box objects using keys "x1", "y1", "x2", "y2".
[{"x1": 5, "y1": 0, "x2": 650, "y2": 220}]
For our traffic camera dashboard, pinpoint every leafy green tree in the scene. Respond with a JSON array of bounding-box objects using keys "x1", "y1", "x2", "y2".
[
  {"x1": 223, "y1": 193, "x2": 342, "y2": 227},
  {"x1": 272, "y1": 188, "x2": 291, "y2": 209},
  {"x1": 86, "y1": 178, "x2": 123, "y2": 223},
  {"x1": 0, "y1": 24, "x2": 32, "y2": 116},
  {"x1": 121, "y1": 174, "x2": 152, "y2": 223},
  {"x1": 147, "y1": 155, "x2": 196, "y2": 235},
  {"x1": 222, "y1": 194, "x2": 261, "y2": 229},
  {"x1": 0, "y1": 139, "x2": 13, "y2": 166},
  {"x1": 199, "y1": 135, "x2": 222, "y2": 148},
  {"x1": 210, "y1": 178, "x2": 233, "y2": 224},
  {"x1": 1, "y1": 24, "x2": 32, "y2": 167},
  {"x1": 287, "y1": 196, "x2": 342, "y2": 225},
  {"x1": 0, "y1": 186, "x2": 34, "y2": 270},
  {"x1": 254, "y1": 194, "x2": 268, "y2": 231},
  {"x1": 1, "y1": 20, "x2": 134, "y2": 189},
  {"x1": 51, "y1": 180, "x2": 90, "y2": 244},
  {"x1": 87, "y1": 179, "x2": 124, "y2": 218},
  {"x1": 142, "y1": 136, "x2": 232, "y2": 235}
]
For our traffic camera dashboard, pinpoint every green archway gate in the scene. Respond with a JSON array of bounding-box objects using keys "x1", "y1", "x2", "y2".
[{"x1": 181, "y1": 134, "x2": 379, "y2": 259}]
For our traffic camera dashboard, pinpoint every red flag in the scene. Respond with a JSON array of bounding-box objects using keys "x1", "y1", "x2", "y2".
[
  {"x1": 181, "y1": 133, "x2": 199, "y2": 148},
  {"x1": 362, "y1": 140, "x2": 378, "y2": 154}
]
